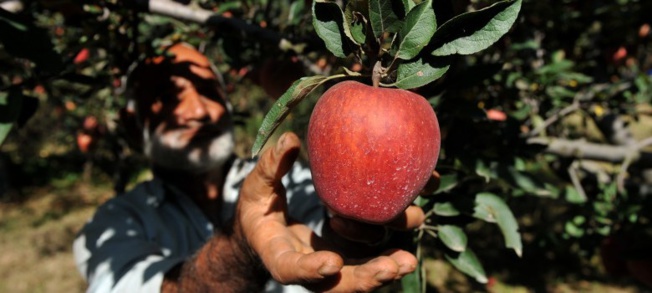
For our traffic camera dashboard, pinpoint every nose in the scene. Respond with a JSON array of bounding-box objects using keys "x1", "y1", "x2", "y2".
[{"x1": 174, "y1": 84, "x2": 226, "y2": 125}]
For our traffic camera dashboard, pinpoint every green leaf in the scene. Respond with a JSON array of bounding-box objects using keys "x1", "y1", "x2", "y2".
[
  {"x1": 395, "y1": 56, "x2": 449, "y2": 89},
  {"x1": 402, "y1": 0, "x2": 416, "y2": 13},
  {"x1": 344, "y1": 0, "x2": 369, "y2": 45},
  {"x1": 394, "y1": 0, "x2": 436, "y2": 60},
  {"x1": 445, "y1": 248, "x2": 488, "y2": 283},
  {"x1": 438, "y1": 225, "x2": 468, "y2": 252},
  {"x1": 475, "y1": 160, "x2": 493, "y2": 182},
  {"x1": 433, "y1": 202, "x2": 461, "y2": 216},
  {"x1": 252, "y1": 76, "x2": 328, "y2": 156},
  {"x1": 0, "y1": 14, "x2": 27, "y2": 31},
  {"x1": 313, "y1": 0, "x2": 356, "y2": 58},
  {"x1": 0, "y1": 124, "x2": 11, "y2": 146},
  {"x1": 288, "y1": 0, "x2": 306, "y2": 26},
  {"x1": 431, "y1": 0, "x2": 522, "y2": 56},
  {"x1": 369, "y1": 0, "x2": 405, "y2": 38},
  {"x1": 564, "y1": 222, "x2": 584, "y2": 238},
  {"x1": 400, "y1": 260, "x2": 422, "y2": 293},
  {"x1": 0, "y1": 90, "x2": 22, "y2": 146},
  {"x1": 472, "y1": 192, "x2": 522, "y2": 257},
  {"x1": 435, "y1": 173, "x2": 458, "y2": 194},
  {"x1": 564, "y1": 185, "x2": 587, "y2": 204},
  {"x1": 0, "y1": 10, "x2": 64, "y2": 74}
]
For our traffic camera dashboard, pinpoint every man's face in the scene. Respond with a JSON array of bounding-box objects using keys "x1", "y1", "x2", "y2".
[{"x1": 139, "y1": 57, "x2": 235, "y2": 173}]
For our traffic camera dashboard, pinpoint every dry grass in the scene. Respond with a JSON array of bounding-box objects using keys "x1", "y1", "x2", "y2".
[
  {"x1": 0, "y1": 180, "x2": 648, "y2": 293},
  {"x1": 0, "y1": 183, "x2": 112, "y2": 293}
]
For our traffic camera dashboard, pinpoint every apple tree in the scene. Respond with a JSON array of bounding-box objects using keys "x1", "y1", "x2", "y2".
[
  {"x1": 250, "y1": 0, "x2": 524, "y2": 289},
  {"x1": 2, "y1": 0, "x2": 652, "y2": 290}
]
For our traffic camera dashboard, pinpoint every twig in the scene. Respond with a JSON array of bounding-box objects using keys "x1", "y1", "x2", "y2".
[
  {"x1": 527, "y1": 98, "x2": 580, "y2": 137},
  {"x1": 0, "y1": 0, "x2": 23, "y2": 13},
  {"x1": 616, "y1": 136, "x2": 652, "y2": 192},
  {"x1": 144, "y1": 0, "x2": 315, "y2": 54},
  {"x1": 527, "y1": 137, "x2": 652, "y2": 166},
  {"x1": 567, "y1": 161, "x2": 588, "y2": 202}
]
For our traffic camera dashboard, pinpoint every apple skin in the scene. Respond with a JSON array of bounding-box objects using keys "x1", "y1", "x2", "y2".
[{"x1": 307, "y1": 80, "x2": 440, "y2": 224}]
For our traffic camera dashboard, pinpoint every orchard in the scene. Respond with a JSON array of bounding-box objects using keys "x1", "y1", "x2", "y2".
[{"x1": 1, "y1": 0, "x2": 652, "y2": 292}]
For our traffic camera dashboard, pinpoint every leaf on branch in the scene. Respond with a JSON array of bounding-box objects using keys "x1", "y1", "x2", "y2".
[
  {"x1": 400, "y1": 259, "x2": 423, "y2": 293},
  {"x1": 430, "y1": 0, "x2": 522, "y2": 56},
  {"x1": 369, "y1": 0, "x2": 405, "y2": 38},
  {"x1": 0, "y1": 90, "x2": 23, "y2": 146},
  {"x1": 438, "y1": 225, "x2": 468, "y2": 252},
  {"x1": 433, "y1": 201, "x2": 461, "y2": 216},
  {"x1": 252, "y1": 76, "x2": 330, "y2": 157},
  {"x1": 313, "y1": 0, "x2": 357, "y2": 58},
  {"x1": 402, "y1": 0, "x2": 416, "y2": 14},
  {"x1": 395, "y1": 55, "x2": 450, "y2": 89},
  {"x1": 345, "y1": 0, "x2": 370, "y2": 45},
  {"x1": 435, "y1": 173, "x2": 459, "y2": 194},
  {"x1": 0, "y1": 9, "x2": 64, "y2": 74},
  {"x1": 472, "y1": 192, "x2": 523, "y2": 257},
  {"x1": 445, "y1": 248, "x2": 488, "y2": 283},
  {"x1": 394, "y1": 0, "x2": 436, "y2": 60}
]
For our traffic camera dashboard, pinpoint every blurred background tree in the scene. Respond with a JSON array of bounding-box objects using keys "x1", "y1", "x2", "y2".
[{"x1": 0, "y1": 0, "x2": 651, "y2": 292}]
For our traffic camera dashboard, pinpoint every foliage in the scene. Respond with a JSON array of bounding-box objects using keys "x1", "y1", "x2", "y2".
[{"x1": 1, "y1": 0, "x2": 652, "y2": 291}]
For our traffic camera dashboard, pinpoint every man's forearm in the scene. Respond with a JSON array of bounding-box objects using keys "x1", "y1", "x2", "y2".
[{"x1": 162, "y1": 232, "x2": 269, "y2": 292}]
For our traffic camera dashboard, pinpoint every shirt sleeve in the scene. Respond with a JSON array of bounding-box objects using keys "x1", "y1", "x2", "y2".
[{"x1": 73, "y1": 198, "x2": 184, "y2": 293}]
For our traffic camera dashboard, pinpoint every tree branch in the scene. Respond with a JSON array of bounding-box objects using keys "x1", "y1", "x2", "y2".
[
  {"x1": 141, "y1": 0, "x2": 319, "y2": 54},
  {"x1": 0, "y1": 0, "x2": 23, "y2": 13},
  {"x1": 527, "y1": 137, "x2": 652, "y2": 166}
]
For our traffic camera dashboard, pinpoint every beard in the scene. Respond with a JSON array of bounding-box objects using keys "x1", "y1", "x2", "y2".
[{"x1": 143, "y1": 123, "x2": 235, "y2": 174}]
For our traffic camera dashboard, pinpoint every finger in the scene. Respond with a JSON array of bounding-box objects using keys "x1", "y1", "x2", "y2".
[
  {"x1": 381, "y1": 248, "x2": 418, "y2": 278},
  {"x1": 385, "y1": 205, "x2": 426, "y2": 231},
  {"x1": 258, "y1": 223, "x2": 344, "y2": 284},
  {"x1": 419, "y1": 170, "x2": 441, "y2": 197},
  {"x1": 269, "y1": 250, "x2": 344, "y2": 284},
  {"x1": 310, "y1": 249, "x2": 417, "y2": 292},
  {"x1": 241, "y1": 132, "x2": 300, "y2": 202}
]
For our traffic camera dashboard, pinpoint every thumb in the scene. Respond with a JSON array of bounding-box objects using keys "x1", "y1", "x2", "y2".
[{"x1": 242, "y1": 132, "x2": 301, "y2": 200}]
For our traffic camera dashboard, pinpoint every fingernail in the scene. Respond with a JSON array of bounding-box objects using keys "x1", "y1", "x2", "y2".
[
  {"x1": 398, "y1": 263, "x2": 416, "y2": 275},
  {"x1": 275, "y1": 133, "x2": 287, "y2": 154},
  {"x1": 318, "y1": 265, "x2": 339, "y2": 276}
]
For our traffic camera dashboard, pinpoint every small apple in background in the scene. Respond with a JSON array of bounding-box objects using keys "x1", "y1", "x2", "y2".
[
  {"x1": 640, "y1": 23, "x2": 650, "y2": 38},
  {"x1": 486, "y1": 109, "x2": 507, "y2": 121},
  {"x1": 74, "y1": 48, "x2": 90, "y2": 64},
  {"x1": 76, "y1": 133, "x2": 93, "y2": 153},
  {"x1": 77, "y1": 115, "x2": 103, "y2": 154},
  {"x1": 307, "y1": 81, "x2": 441, "y2": 224}
]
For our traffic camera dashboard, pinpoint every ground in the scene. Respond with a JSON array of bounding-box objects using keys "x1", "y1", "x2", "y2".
[{"x1": 0, "y1": 176, "x2": 649, "y2": 292}]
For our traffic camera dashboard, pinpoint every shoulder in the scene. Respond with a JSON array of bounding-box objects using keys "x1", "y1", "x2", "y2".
[
  {"x1": 78, "y1": 180, "x2": 166, "y2": 235},
  {"x1": 99, "y1": 180, "x2": 165, "y2": 214}
]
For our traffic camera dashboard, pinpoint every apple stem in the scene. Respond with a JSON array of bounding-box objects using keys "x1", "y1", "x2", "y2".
[{"x1": 372, "y1": 61, "x2": 382, "y2": 88}]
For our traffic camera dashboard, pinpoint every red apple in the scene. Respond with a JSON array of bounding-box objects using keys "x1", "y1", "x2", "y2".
[
  {"x1": 77, "y1": 133, "x2": 93, "y2": 153},
  {"x1": 74, "y1": 48, "x2": 90, "y2": 64},
  {"x1": 307, "y1": 81, "x2": 440, "y2": 224}
]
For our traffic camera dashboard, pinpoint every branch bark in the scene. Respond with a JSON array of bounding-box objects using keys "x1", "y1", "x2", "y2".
[
  {"x1": 0, "y1": 0, "x2": 23, "y2": 13},
  {"x1": 141, "y1": 0, "x2": 319, "y2": 54},
  {"x1": 527, "y1": 137, "x2": 652, "y2": 166}
]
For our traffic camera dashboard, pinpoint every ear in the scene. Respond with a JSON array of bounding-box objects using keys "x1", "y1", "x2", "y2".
[{"x1": 118, "y1": 100, "x2": 144, "y2": 152}]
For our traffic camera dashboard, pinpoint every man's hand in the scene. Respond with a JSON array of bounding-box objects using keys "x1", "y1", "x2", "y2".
[{"x1": 235, "y1": 132, "x2": 419, "y2": 292}]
